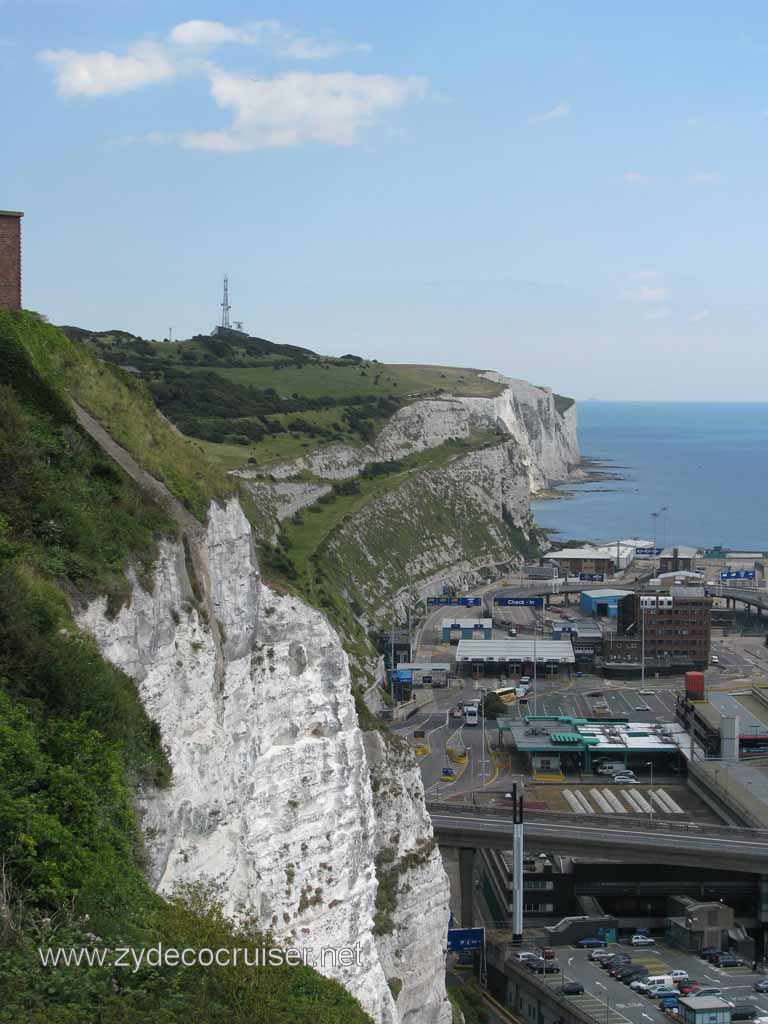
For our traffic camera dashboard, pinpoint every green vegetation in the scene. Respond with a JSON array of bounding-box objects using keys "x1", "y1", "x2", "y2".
[
  {"x1": 0, "y1": 310, "x2": 372, "y2": 1023},
  {"x1": 5, "y1": 312, "x2": 232, "y2": 520},
  {"x1": 64, "y1": 324, "x2": 504, "y2": 469},
  {"x1": 448, "y1": 982, "x2": 490, "y2": 1023}
]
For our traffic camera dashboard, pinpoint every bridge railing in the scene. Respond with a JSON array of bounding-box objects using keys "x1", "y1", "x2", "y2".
[{"x1": 425, "y1": 800, "x2": 768, "y2": 842}]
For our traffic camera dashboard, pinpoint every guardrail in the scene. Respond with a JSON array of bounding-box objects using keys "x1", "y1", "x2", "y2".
[{"x1": 425, "y1": 800, "x2": 768, "y2": 842}]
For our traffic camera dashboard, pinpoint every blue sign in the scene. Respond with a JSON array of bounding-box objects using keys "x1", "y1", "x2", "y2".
[
  {"x1": 447, "y1": 927, "x2": 485, "y2": 952},
  {"x1": 427, "y1": 596, "x2": 482, "y2": 607},
  {"x1": 635, "y1": 547, "x2": 662, "y2": 557},
  {"x1": 493, "y1": 597, "x2": 544, "y2": 608},
  {"x1": 721, "y1": 570, "x2": 756, "y2": 580},
  {"x1": 579, "y1": 572, "x2": 605, "y2": 582},
  {"x1": 396, "y1": 669, "x2": 413, "y2": 682}
]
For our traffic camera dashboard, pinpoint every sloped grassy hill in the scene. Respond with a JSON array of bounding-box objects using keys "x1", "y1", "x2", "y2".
[
  {"x1": 0, "y1": 311, "x2": 371, "y2": 1024},
  {"x1": 63, "y1": 324, "x2": 505, "y2": 469}
]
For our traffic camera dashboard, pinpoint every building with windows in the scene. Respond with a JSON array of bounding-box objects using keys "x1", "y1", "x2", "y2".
[
  {"x1": 580, "y1": 588, "x2": 633, "y2": 619},
  {"x1": 543, "y1": 547, "x2": 616, "y2": 575},
  {"x1": 658, "y1": 545, "x2": 699, "y2": 573},
  {"x1": 616, "y1": 587, "x2": 712, "y2": 670},
  {"x1": 441, "y1": 618, "x2": 492, "y2": 643}
]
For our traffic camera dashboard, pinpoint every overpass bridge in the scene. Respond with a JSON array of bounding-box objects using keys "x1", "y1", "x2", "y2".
[
  {"x1": 428, "y1": 801, "x2": 768, "y2": 924},
  {"x1": 705, "y1": 584, "x2": 768, "y2": 615}
]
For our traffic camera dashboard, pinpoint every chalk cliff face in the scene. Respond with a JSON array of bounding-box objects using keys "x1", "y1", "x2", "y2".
[
  {"x1": 255, "y1": 375, "x2": 578, "y2": 487},
  {"x1": 76, "y1": 498, "x2": 452, "y2": 1024}
]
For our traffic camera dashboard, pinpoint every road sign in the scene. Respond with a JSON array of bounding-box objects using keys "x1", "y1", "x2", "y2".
[
  {"x1": 579, "y1": 572, "x2": 605, "y2": 582},
  {"x1": 427, "y1": 596, "x2": 482, "y2": 607},
  {"x1": 721, "y1": 570, "x2": 756, "y2": 580},
  {"x1": 447, "y1": 927, "x2": 485, "y2": 952},
  {"x1": 396, "y1": 669, "x2": 412, "y2": 682},
  {"x1": 635, "y1": 547, "x2": 662, "y2": 557},
  {"x1": 493, "y1": 597, "x2": 544, "y2": 608}
]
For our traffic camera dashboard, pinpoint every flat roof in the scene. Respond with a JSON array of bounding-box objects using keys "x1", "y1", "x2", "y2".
[
  {"x1": 708, "y1": 691, "x2": 768, "y2": 735},
  {"x1": 441, "y1": 618, "x2": 492, "y2": 629},
  {"x1": 547, "y1": 547, "x2": 615, "y2": 560},
  {"x1": 497, "y1": 715, "x2": 683, "y2": 753},
  {"x1": 581, "y1": 589, "x2": 633, "y2": 599},
  {"x1": 661, "y1": 545, "x2": 699, "y2": 558},
  {"x1": 394, "y1": 662, "x2": 451, "y2": 671},
  {"x1": 455, "y1": 639, "x2": 575, "y2": 664},
  {"x1": 0, "y1": 210, "x2": 23, "y2": 217},
  {"x1": 678, "y1": 996, "x2": 732, "y2": 1010}
]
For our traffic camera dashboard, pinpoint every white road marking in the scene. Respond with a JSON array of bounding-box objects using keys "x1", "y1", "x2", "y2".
[{"x1": 641, "y1": 1014, "x2": 654, "y2": 1021}]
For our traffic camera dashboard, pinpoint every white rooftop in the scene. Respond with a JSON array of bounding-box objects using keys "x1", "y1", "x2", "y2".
[
  {"x1": 442, "y1": 618, "x2": 492, "y2": 629},
  {"x1": 660, "y1": 545, "x2": 699, "y2": 558},
  {"x1": 547, "y1": 547, "x2": 615, "y2": 560},
  {"x1": 455, "y1": 639, "x2": 575, "y2": 663},
  {"x1": 581, "y1": 588, "x2": 633, "y2": 599}
]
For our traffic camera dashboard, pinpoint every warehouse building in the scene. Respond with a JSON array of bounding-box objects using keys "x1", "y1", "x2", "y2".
[
  {"x1": 579, "y1": 588, "x2": 633, "y2": 619},
  {"x1": 658, "y1": 545, "x2": 699, "y2": 573},
  {"x1": 544, "y1": 547, "x2": 616, "y2": 575},
  {"x1": 454, "y1": 638, "x2": 574, "y2": 678},
  {"x1": 441, "y1": 617, "x2": 492, "y2": 643}
]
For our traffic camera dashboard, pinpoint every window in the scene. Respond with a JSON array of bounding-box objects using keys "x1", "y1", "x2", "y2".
[
  {"x1": 525, "y1": 880, "x2": 554, "y2": 890},
  {"x1": 524, "y1": 903, "x2": 554, "y2": 913}
]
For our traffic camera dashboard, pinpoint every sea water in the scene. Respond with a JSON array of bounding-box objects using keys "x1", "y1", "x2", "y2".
[{"x1": 532, "y1": 401, "x2": 768, "y2": 550}]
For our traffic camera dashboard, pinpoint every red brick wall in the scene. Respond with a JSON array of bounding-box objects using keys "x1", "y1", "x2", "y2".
[{"x1": 0, "y1": 214, "x2": 22, "y2": 310}]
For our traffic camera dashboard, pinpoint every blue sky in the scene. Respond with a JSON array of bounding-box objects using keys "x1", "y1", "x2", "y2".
[{"x1": 3, "y1": 1, "x2": 768, "y2": 399}]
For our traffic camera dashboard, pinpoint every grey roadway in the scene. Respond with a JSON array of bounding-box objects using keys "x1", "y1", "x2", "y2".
[{"x1": 428, "y1": 805, "x2": 768, "y2": 872}]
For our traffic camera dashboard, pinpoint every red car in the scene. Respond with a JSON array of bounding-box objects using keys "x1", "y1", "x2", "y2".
[
  {"x1": 678, "y1": 983, "x2": 702, "y2": 996},
  {"x1": 541, "y1": 948, "x2": 556, "y2": 960}
]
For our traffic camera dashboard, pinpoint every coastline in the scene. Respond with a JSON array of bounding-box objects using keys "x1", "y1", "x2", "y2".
[{"x1": 533, "y1": 457, "x2": 628, "y2": 502}]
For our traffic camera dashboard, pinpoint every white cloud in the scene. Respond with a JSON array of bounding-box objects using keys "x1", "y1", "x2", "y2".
[
  {"x1": 688, "y1": 172, "x2": 727, "y2": 185},
  {"x1": 689, "y1": 309, "x2": 710, "y2": 322},
  {"x1": 169, "y1": 18, "x2": 369, "y2": 60},
  {"x1": 623, "y1": 171, "x2": 653, "y2": 184},
  {"x1": 623, "y1": 286, "x2": 668, "y2": 303},
  {"x1": 646, "y1": 305, "x2": 671, "y2": 321},
  {"x1": 38, "y1": 40, "x2": 175, "y2": 97},
  {"x1": 629, "y1": 270, "x2": 662, "y2": 281},
  {"x1": 181, "y1": 70, "x2": 427, "y2": 151},
  {"x1": 528, "y1": 102, "x2": 570, "y2": 124}
]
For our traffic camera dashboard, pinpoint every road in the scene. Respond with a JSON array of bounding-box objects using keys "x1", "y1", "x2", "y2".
[
  {"x1": 529, "y1": 942, "x2": 768, "y2": 1024},
  {"x1": 429, "y1": 806, "x2": 768, "y2": 870}
]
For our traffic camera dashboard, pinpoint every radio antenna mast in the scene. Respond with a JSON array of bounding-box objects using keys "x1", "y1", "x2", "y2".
[{"x1": 221, "y1": 275, "x2": 231, "y2": 329}]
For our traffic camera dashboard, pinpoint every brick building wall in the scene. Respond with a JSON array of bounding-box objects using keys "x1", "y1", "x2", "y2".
[{"x1": 0, "y1": 211, "x2": 23, "y2": 310}]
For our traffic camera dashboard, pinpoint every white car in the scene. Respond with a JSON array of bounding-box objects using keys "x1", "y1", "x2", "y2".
[
  {"x1": 631, "y1": 934, "x2": 656, "y2": 946},
  {"x1": 638, "y1": 689, "x2": 654, "y2": 695},
  {"x1": 613, "y1": 776, "x2": 639, "y2": 784},
  {"x1": 670, "y1": 970, "x2": 689, "y2": 982},
  {"x1": 513, "y1": 951, "x2": 539, "y2": 963},
  {"x1": 630, "y1": 981, "x2": 650, "y2": 993}
]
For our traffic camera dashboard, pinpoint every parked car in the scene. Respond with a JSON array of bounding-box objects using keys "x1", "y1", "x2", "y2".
[
  {"x1": 578, "y1": 937, "x2": 608, "y2": 948},
  {"x1": 670, "y1": 970, "x2": 689, "y2": 983},
  {"x1": 513, "y1": 952, "x2": 539, "y2": 964},
  {"x1": 540, "y1": 947, "x2": 556, "y2": 960},
  {"x1": 754, "y1": 980, "x2": 768, "y2": 994},
  {"x1": 692, "y1": 988, "x2": 722, "y2": 998},
  {"x1": 631, "y1": 934, "x2": 656, "y2": 946},
  {"x1": 659, "y1": 997, "x2": 680, "y2": 1011},
  {"x1": 678, "y1": 983, "x2": 702, "y2": 996},
  {"x1": 699, "y1": 948, "x2": 722, "y2": 960},
  {"x1": 648, "y1": 987, "x2": 679, "y2": 999},
  {"x1": 713, "y1": 954, "x2": 747, "y2": 967},
  {"x1": 532, "y1": 962, "x2": 561, "y2": 974},
  {"x1": 730, "y1": 1006, "x2": 758, "y2": 1021},
  {"x1": 630, "y1": 980, "x2": 653, "y2": 993},
  {"x1": 634, "y1": 705, "x2": 651, "y2": 712},
  {"x1": 562, "y1": 982, "x2": 585, "y2": 995},
  {"x1": 604, "y1": 957, "x2": 633, "y2": 972},
  {"x1": 614, "y1": 775, "x2": 639, "y2": 784},
  {"x1": 613, "y1": 966, "x2": 642, "y2": 980},
  {"x1": 589, "y1": 949, "x2": 615, "y2": 961}
]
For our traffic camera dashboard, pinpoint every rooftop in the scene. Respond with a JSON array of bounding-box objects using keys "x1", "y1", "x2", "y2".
[
  {"x1": 581, "y1": 588, "x2": 633, "y2": 599},
  {"x1": 678, "y1": 996, "x2": 733, "y2": 1011},
  {"x1": 495, "y1": 715, "x2": 684, "y2": 753},
  {"x1": 0, "y1": 210, "x2": 23, "y2": 218},
  {"x1": 660, "y1": 545, "x2": 699, "y2": 558},
  {"x1": 455, "y1": 639, "x2": 575, "y2": 664},
  {"x1": 441, "y1": 618, "x2": 492, "y2": 629},
  {"x1": 547, "y1": 547, "x2": 615, "y2": 560}
]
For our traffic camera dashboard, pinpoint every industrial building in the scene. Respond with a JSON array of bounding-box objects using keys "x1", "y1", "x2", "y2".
[
  {"x1": 579, "y1": 588, "x2": 633, "y2": 619},
  {"x1": 454, "y1": 638, "x2": 574, "y2": 677},
  {"x1": 658, "y1": 545, "x2": 699, "y2": 573},
  {"x1": 543, "y1": 547, "x2": 616, "y2": 575},
  {"x1": 440, "y1": 617, "x2": 492, "y2": 643},
  {"x1": 615, "y1": 586, "x2": 713, "y2": 670},
  {"x1": 495, "y1": 714, "x2": 687, "y2": 775}
]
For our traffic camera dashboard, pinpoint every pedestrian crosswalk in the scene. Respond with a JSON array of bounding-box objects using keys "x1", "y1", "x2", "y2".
[{"x1": 562, "y1": 787, "x2": 685, "y2": 816}]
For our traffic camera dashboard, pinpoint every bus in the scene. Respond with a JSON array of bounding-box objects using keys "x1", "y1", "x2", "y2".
[
  {"x1": 490, "y1": 686, "x2": 517, "y2": 703},
  {"x1": 464, "y1": 705, "x2": 479, "y2": 726}
]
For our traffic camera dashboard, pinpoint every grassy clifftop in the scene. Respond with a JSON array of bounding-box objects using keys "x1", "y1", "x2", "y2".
[
  {"x1": 0, "y1": 310, "x2": 372, "y2": 1024},
  {"x1": 64, "y1": 323, "x2": 505, "y2": 469}
]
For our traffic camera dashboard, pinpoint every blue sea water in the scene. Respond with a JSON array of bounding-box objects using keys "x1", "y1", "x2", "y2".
[{"x1": 532, "y1": 402, "x2": 768, "y2": 551}]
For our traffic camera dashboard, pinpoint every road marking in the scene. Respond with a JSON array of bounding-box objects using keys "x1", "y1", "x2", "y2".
[{"x1": 642, "y1": 1014, "x2": 654, "y2": 1021}]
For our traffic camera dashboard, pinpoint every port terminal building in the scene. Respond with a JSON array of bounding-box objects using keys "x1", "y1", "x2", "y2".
[
  {"x1": 579, "y1": 588, "x2": 633, "y2": 619},
  {"x1": 454, "y1": 639, "x2": 574, "y2": 678},
  {"x1": 441, "y1": 618, "x2": 492, "y2": 643}
]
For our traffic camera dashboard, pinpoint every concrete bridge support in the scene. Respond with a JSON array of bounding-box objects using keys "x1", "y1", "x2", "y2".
[{"x1": 459, "y1": 847, "x2": 476, "y2": 927}]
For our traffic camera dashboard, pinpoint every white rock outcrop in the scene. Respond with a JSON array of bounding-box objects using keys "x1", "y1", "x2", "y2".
[
  {"x1": 260, "y1": 374, "x2": 578, "y2": 488},
  {"x1": 76, "y1": 498, "x2": 451, "y2": 1024}
]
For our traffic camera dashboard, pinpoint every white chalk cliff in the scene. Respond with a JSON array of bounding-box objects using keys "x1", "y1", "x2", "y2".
[
  {"x1": 247, "y1": 374, "x2": 577, "y2": 487},
  {"x1": 77, "y1": 499, "x2": 452, "y2": 1024}
]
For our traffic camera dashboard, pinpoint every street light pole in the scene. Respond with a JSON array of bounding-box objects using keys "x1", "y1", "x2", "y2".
[
  {"x1": 646, "y1": 760, "x2": 654, "y2": 821},
  {"x1": 640, "y1": 600, "x2": 646, "y2": 684}
]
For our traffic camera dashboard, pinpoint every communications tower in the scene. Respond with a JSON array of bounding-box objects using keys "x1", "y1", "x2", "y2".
[{"x1": 221, "y1": 275, "x2": 231, "y2": 329}]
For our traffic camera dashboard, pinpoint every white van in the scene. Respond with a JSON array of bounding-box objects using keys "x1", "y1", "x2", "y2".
[
  {"x1": 645, "y1": 974, "x2": 674, "y2": 989},
  {"x1": 597, "y1": 762, "x2": 626, "y2": 775}
]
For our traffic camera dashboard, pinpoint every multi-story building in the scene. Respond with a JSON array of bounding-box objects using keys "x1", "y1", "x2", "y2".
[{"x1": 616, "y1": 586, "x2": 712, "y2": 669}]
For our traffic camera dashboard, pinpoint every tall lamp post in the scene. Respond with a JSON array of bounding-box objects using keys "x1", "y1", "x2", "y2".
[
  {"x1": 640, "y1": 597, "x2": 646, "y2": 684},
  {"x1": 646, "y1": 760, "x2": 654, "y2": 821}
]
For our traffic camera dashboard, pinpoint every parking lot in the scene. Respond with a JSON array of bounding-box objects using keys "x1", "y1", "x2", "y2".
[
  {"x1": 535, "y1": 941, "x2": 768, "y2": 1024},
  {"x1": 530, "y1": 685, "x2": 680, "y2": 725}
]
